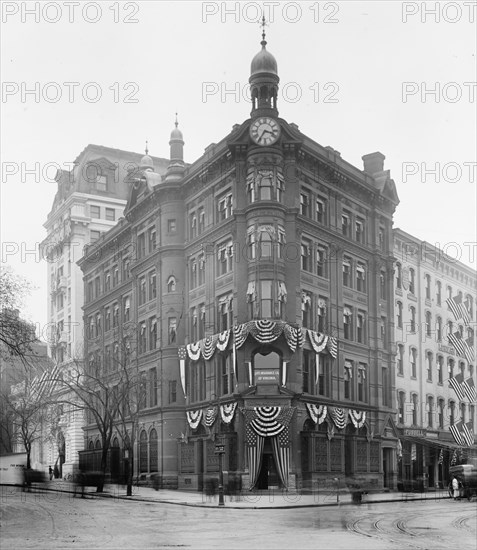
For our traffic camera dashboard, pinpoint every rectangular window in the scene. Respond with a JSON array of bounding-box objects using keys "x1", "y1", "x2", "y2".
[
  {"x1": 104, "y1": 271, "x2": 111, "y2": 292},
  {"x1": 342, "y1": 212, "x2": 350, "y2": 237},
  {"x1": 113, "y1": 265, "x2": 119, "y2": 287},
  {"x1": 149, "y1": 317, "x2": 157, "y2": 351},
  {"x1": 316, "y1": 198, "x2": 326, "y2": 223},
  {"x1": 316, "y1": 246, "x2": 327, "y2": 278},
  {"x1": 358, "y1": 364, "x2": 366, "y2": 402},
  {"x1": 96, "y1": 175, "x2": 107, "y2": 191},
  {"x1": 300, "y1": 192, "x2": 310, "y2": 217},
  {"x1": 357, "y1": 312, "x2": 365, "y2": 343},
  {"x1": 317, "y1": 356, "x2": 328, "y2": 396},
  {"x1": 148, "y1": 227, "x2": 157, "y2": 252},
  {"x1": 123, "y1": 296, "x2": 130, "y2": 322},
  {"x1": 260, "y1": 280, "x2": 273, "y2": 318},
  {"x1": 382, "y1": 367, "x2": 389, "y2": 406},
  {"x1": 168, "y1": 317, "x2": 177, "y2": 344},
  {"x1": 355, "y1": 218, "x2": 364, "y2": 243},
  {"x1": 148, "y1": 271, "x2": 156, "y2": 300},
  {"x1": 343, "y1": 258, "x2": 351, "y2": 288},
  {"x1": 302, "y1": 350, "x2": 314, "y2": 395},
  {"x1": 217, "y1": 241, "x2": 233, "y2": 276},
  {"x1": 90, "y1": 205, "x2": 100, "y2": 218},
  {"x1": 219, "y1": 354, "x2": 232, "y2": 396},
  {"x1": 217, "y1": 193, "x2": 233, "y2": 221},
  {"x1": 139, "y1": 276, "x2": 147, "y2": 305},
  {"x1": 105, "y1": 208, "x2": 115, "y2": 221},
  {"x1": 167, "y1": 219, "x2": 176, "y2": 233},
  {"x1": 301, "y1": 241, "x2": 311, "y2": 272},
  {"x1": 356, "y1": 264, "x2": 366, "y2": 292},
  {"x1": 137, "y1": 233, "x2": 146, "y2": 259},
  {"x1": 122, "y1": 257, "x2": 130, "y2": 282}
]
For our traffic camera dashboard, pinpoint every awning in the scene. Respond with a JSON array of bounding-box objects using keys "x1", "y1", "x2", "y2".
[{"x1": 399, "y1": 434, "x2": 471, "y2": 451}]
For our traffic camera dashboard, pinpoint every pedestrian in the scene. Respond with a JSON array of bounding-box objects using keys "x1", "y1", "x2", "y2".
[
  {"x1": 54, "y1": 464, "x2": 59, "y2": 479},
  {"x1": 49, "y1": 466, "x2": 53, "y2": 481},
  {"x1": 452, "y1": 476, "x2": 460, "y2": 500}
]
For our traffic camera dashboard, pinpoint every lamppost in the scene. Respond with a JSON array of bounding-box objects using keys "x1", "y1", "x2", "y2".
[
  {"x1": 124, "y1": 448, "x2": 130, "y2": 496},
  {"x1": 217, "y1": 436, "x2": 225, "y2": 506}
]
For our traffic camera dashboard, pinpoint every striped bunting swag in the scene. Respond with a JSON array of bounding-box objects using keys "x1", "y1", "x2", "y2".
[
  {"x1": 220, "y1": 402, "x2": 237, "y2": 424},
  {"x1": 462, "y1": 377, "x2": 477, "y2": 402},
  {"x1": 251, "y1": 406, "x2": 285, "y2": 437},
  {"x1": 201, "y1": 335, "x2": 218, "y2": 361},
  {"x1": 449, "y1": 420, "x2": 464, "y2": 446},
  {"x1": 327, "y1": 336, "x2": 338, "y2": 358},
  {"x1": 305, "y1": 403, "x2": 327, "y2": 424},
  {"x1": 448, "y1": 331, "x2": 466, "y2": 357},
  {"x1": 249, "y1": 320, "x2": 283, "y2": 343},
  {"x1": 283, "y1": 323, "x2": 298, "y2": 352},
  {"x1": 462, "y1": 422, "x2": 474, "y2": 447},
  {"x1": 204, "y1": 406, "x2": 218, "y2": 427},
  {"x1": 328, "y1": 406, "x2": 348, "y2": 429},
  {"x1": 349, "y1": 409, "x2": 366, "y2": 428},
  {"x1": 307, "y1": 330, "x2": 328, "y2": 353},
  {"x1": 186, "y1": 342, "x2": 201, "y2": 361},
  {"x1": 186, "y1": 409, "x2": 203, "y2": 430},
  {"x1": 216, "y1": 329, "x2": 230, "y2": 351},
  {"x1": 448, "y1": 373, "x2": 466, "y2": 402},
  {"x1": 233, "y1": 323, "x2": 249, "y2": 349}
]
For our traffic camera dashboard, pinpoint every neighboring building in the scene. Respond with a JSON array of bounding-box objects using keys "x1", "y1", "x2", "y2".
[
  {"x1": 393, "y1": 229, "x2": 476, "y2": 491},
  {"x1": 80, "y1": 30, "x2": 401, "y2": 492},
  {"x1": 39, "y1": 145, "x2": 169, "y2": 476}
]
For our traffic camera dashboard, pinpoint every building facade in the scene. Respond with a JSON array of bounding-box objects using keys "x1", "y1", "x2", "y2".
[
  {"x1": 80, "y1": 33, "x2": 401, "y2": 492},
  {"x1": 39, "y1": 145, "x2": 168, "y2": 476},
  {"x1": 393, "y1": 229, "x2": 476, "y2": 491}
]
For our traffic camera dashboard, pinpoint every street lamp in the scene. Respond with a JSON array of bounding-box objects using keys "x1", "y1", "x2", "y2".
[{"x1": 217, "y1": 436, "x2": 225, "y2": 507}]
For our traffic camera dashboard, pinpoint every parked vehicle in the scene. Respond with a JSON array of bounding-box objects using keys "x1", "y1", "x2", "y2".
[{"x1": 448, "y1": 459, "x2": 477, "y2": 500}]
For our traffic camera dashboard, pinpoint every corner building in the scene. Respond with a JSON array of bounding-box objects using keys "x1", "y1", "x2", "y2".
[{"x1": 80, "y1": 34, "x2": 400, "y2": 491}]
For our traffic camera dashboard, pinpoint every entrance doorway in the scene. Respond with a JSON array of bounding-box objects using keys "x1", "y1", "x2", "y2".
[{"x1": 257, "y1": 439, "x2": 279, "y2": 489}]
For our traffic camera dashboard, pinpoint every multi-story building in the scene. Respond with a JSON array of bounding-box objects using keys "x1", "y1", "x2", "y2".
[
  {"x1": 39, "y1": 145, "x2": 168, "y2": 476},
  {"x1": 393, "y1": 228, "x2": 476, "y2": 490},
  {"x1": 80, "y1": 31, "x2": 401, "y2": 492}
]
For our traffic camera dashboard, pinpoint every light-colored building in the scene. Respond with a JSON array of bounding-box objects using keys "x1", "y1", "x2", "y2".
[
  {"x1": 393, "y1": 228, "x2": 476, "y2": 490},
  {"x1": 39, "y1": 145, "x2": 168, "y2": 476}
]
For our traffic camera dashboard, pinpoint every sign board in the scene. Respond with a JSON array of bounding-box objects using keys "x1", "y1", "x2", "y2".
[
  {"x1": 254, "y1": 368, "x2": 280, "y2": 384},
  {"x1": 214, "y1": 444, "x2": 225, "y2": 454},
  {"x1": 0, "y1": 453, "x2": 27, "y2": 485},
  {"x1": 404, "y1": 429, "x2": 426, "y2": 437}
]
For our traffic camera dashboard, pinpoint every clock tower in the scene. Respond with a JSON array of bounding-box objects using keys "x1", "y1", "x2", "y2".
[{"x1": 249, "y1": 17, "x2": 279, "y2": 120}]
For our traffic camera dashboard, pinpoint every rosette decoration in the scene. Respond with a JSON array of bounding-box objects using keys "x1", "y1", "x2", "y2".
[
  {"x1": 220, "y1": 402, "x2": 237, "y2": 424},
  {"x1": 248, "y1": 320, "x2": 283, "y2": 344},
  {"x1": 328, "y1": 406, "x2": 348, "y2": 430},
  {"x1": 305, "y1": 403, "x2": 327, "y2": 425},
  {"x1": 204, "y1": 406, "x2": 218, "y2": 427},
  {"x1": 349, "y1": 409, "x2": 366, "y2": 428},
  {"x1": 186, "y1": 409, "x2": 203, "y2": 430}
]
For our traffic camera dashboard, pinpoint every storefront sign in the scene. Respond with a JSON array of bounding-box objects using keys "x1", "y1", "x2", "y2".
[{"x1": 255, "y1": 369, "x2": 280, "y2": 384}]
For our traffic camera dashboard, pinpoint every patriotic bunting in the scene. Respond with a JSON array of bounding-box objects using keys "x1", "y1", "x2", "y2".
[
  {"x1": 328, "y1": 406, "x2": 348, "y2": 429},
  {"x1": 283, "y1": 323, "x2": 299, "y2": 352},
  {"x1": 186, "y1": 409, "x2": 203, "y2": 430},
  {"x1": 349, "y1": 409, "x2": 366, "y2": 428},
  {"x1": 220, "y1": 402, "x2": 237, "y2": 424},
  {"x1": 307, "y1": 330, "x2": 328, "y2": 353},
  {"x1": 233, "y1": 323, "x2": 249, "y2": 349},
  {"x1": 216, "y1": 329, "x2": 230, "y2": 351},
  {"x1": 305, "y1": 402, "x2": 327, "y2": 424},
  {"x1": 327, "y1": 337, "x2": 338, "y2": 358},
  {"x1": 178, "y1": 346, "x2": 187, "y2": 397},
  {"x1": 186, "y1": 342, "x2": 201, "y2": 361},
  {"x1": 204, "y1": 406, "x2": 218, "y2": 427},
  {"x1": 251, "y1": 406, "x2": 286, "y2": 437}
]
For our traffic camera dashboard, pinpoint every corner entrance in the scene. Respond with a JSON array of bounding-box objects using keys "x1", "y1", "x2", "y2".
[{"x1": 257, "y1": 439, "x2": 279, "y2": 489}]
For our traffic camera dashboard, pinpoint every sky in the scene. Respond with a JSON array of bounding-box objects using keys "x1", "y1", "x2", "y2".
[{"x1": 1, "y1": 0, "x2": 476, "y2": 334}]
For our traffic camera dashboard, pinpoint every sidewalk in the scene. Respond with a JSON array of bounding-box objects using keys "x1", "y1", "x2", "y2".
[{"x1": 28, "y1": 480, "x2": 453, "y2": 509}]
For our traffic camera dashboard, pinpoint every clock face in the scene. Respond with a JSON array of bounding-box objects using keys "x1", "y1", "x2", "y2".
[{"x1": 250, "y1": 117, "x2": 280, "y2": 146}]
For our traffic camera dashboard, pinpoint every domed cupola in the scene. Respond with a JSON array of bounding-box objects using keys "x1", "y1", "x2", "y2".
[
  {"x1": 140, "y1": 141, "x2": 154, "y2": 171},
  {"x1": 249, "y1": 17, "x2": 279, "y2": 118},
  {"x1": 164, "y1": 114, "x2": 185, "y2": 183}
]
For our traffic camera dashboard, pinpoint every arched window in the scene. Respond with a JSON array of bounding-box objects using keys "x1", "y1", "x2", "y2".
[
  {"x1": 252, "y1": 348, "x2": 282, "y2": 386},
  {"x1": 112, "y1": 437, "x2": 119, "y2": 448},
  {"x1": 167, "y1": 275, "x2": 176, "y2": 293},
  {"x1": 88, "y1": 440, "x2": 94, "y2": 450},
  {"x1": 149, "y1": 429, "x2": 158, "y2": 473},
  {"x1": 95, "y1": 440, "x2": 101, "y2": 450},
  {"x1": 426, "y1": 351, "x2": 433, "y2": 381},
  {"x1": 139, "y1": 430, "x2": 148, "y2": 473},
  {"x1": 425, "y1": 311, "x2": 432, "y2": 336},
  {"x1": 395, "y1": 263, "x2": 402, "y2": 289}
]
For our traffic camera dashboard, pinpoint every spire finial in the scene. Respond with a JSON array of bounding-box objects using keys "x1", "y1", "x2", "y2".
[
  {"x1": 145, "y1": 140, "x2": 149, "y2": 155},
  {"x1": 260, "y1": 15, "x2": 267, "y2": 44},
  {"x1": 175, "y1": 112, "x2": 178, "y2": 128}
]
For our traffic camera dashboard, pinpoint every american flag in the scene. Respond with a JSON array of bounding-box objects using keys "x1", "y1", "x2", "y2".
[
  {"x1": 462, "y1": 377, "x2": 477, "y2": 402},
  {"x1": 438, "y1": 449, "x2": 444, "y2": 465},
  {"x1": 446, "y1": 293, "x2": 470, "y2": 325},
  {"x1": 450, "y1": 449, "x2": 457, "y2": 466},
  {"x1": 462, "y1": 422, "x2": 474, "y2": 447},
  {"x1": 448, "y1": 331, "x2": 466, "y2": 357},
  {"x1": 448, "y1": 373, "x2": 466, "y2": 402},
  {"x1": 449, "y1": 420, "x2": 464, "y2": 446},
  {"x1": 464, "y1": 336, "x2": 475, "y2": 363}
]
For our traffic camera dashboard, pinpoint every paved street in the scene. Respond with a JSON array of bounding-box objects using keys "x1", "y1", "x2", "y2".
[{"x1": 1, "y1": 487, "x2": 476, "y2": 549}]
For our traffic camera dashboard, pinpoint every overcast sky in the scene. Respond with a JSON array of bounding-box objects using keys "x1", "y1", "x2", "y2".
[{"x1": 1, "y1": 0, "x2": 476, "y2": 334}]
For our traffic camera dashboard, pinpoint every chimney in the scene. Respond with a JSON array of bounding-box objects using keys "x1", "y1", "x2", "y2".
[{"x1": 362, "y1": 152, "x2": 385, "y2": 174}]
